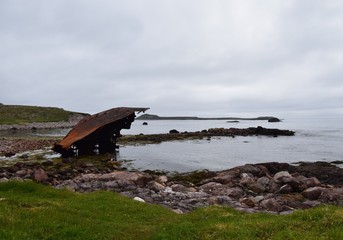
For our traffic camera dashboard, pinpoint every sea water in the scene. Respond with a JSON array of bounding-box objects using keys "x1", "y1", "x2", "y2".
[
  {"x1": 2, "y1": 117, "x2": 342, "y2": 172},
  {"x1": 119, "y1": 117, "x2": 343, "y2": 172}
]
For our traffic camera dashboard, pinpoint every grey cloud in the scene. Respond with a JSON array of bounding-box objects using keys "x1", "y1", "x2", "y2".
[{"x1": 1, "y1": 0, "x2": 343, "y2": 116}]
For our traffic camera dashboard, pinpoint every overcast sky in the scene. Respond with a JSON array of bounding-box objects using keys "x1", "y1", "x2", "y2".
[{"x1": 1, "y1": 0, "x2": 343, "y2": 117}]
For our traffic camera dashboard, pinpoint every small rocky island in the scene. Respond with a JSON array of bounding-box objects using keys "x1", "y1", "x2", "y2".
[{"x1": 136, "y1": 114, "x2": 281, "y2": 122}]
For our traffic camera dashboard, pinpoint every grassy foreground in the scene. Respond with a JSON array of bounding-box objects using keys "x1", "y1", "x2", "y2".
[{"x1": 0, "y1": 181, "x2": 342, "y2": 240}]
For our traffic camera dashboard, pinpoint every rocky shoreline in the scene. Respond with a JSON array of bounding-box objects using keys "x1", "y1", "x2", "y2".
[
  {"x1": 1, "y1": 126, "x2": 342, "y2": 214},
  {"x1": 0, "y1": 158, "x2": 342, "y2": 214}
]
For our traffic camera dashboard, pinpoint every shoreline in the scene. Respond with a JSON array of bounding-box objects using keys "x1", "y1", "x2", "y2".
[
  {"x1": 1, "y1": 126, "x2": 294, "y2": 157},
  {"x1": 1, "y1": 129, "x2": 342, "y2": 214},
  {"x1": 0, "y1": 158, "x2": 342, "y2": 214}
]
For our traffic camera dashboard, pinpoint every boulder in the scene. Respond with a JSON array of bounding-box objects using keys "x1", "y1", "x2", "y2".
[
  {"x1": 302, "y1": 187, "x2": 325, "y2": 200},
  {"x1": 279, "y1": 184, "x2": 293, "y2": 194},
  {"x1": 213, "y1": 169, "x2": 240, "y2": 184},
  {"x1": 240, "y1": 197, "x2": 256, "y2": 208},
  {"x1": 171, "y1": 184, "x2": 192, "y2": 193},
  {"x1": 305, "y1": 177, "x2": 321, "y2": 188},
  {"x1": 156, "y1": 175, "x2": 168, "y2": 185},
  {"x1": 248, "y1": 182, "x2": 266, "y2": 194},
  {"x1": 260, "y1": 198, "x2": 283, "y2": 212},
  {"x1": 133, "y1": 197, "x2": 145, "y2": 203},
  {"x1": 198, "y1": 182, "x2": 222, "y2": 193},
  {"x1": 169, "y1": 129, "x2": 179, "y2": 134},
  {"x1": 239, "y1": 173, "x2": 255, "y2": 186},
  {"x1": 147, "y1": 181, "x2": 165, "y2": 192},
  {"x1": 33, "y1": 168, "x2": 48, "y2": 183},
  {"x1": 273, "y1": 171, "x2": 292, "y2": 184}
]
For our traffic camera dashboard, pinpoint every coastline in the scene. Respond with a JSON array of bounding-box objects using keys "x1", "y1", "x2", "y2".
[
  {"x1": 1, "y1": 125, "x2": 342, "y2": 214},
  {"x1": 0, "y1": 156, "x2": 342, "y2": 214}
]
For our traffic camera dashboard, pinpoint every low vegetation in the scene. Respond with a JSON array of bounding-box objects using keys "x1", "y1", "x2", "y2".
[
  {"x1": 0, "y1": 105, "x2": 85, "y2": 124},
  {"x1": 0, "y1": 181, "x2": 342, "y2": 240}
]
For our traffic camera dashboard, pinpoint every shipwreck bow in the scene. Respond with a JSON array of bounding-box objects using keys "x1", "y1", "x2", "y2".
[{"x1": 53, "y1": 107, "x2": 149, "y2": 157}]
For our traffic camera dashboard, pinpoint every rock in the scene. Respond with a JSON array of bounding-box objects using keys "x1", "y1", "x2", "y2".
[
  {"x1": 15, "y1": 169, "x2": 27, "y2": 177},
  {"x1": 147, "y1": 181, "x2": 165, "y2": 192},
  {"x1": 198, "y1": 182, "x2": 222, "y2": 193},
  {"x1": 142, "y1": 122, "x2": 148, "y2": 125},
  {"x1": 208, "y1": 196, "x2": 233, "y2": 205},
  {"x1": 273, "y1": 171, "x2": 292, "y2": 184},
  {"x1": 289, "y1": 176, "x2": 307, "y2": 192},
  {"x1": 213, "y1": 169, "x2": 240, "y2": 184},
  {"x1": 169, "y1": 129, "x2": 179, "y2": 134},
  {"x1": 302, "y1": 200, "x2": 322, "y2": 209},
  {"x1": 226, "y1": 187, "x2": 244, "y2": 199},
  {"x1": 248, "y1": 182, "x2": 266, "y2": 194},
  {"x1": 171, "y1": 184, "x2": 191, "y2": 193},
  {"x1": 256, "y1": 176, "x2": 271, "y2": 191},
  {"x1": 0, "y1": 178, "x2": 9, "y2": 183},
  {"x1": 239, "y1": 173, "x2": 255, "y2": 186},
  {"x1": 33, "y1": 168, "x2": 48, "y2": 183},
  {"x1": 240, "y1": 197, "x2": 256, "y2": 208},
  {"x1": 260, "y1": 198, "x2": 283, "y2": 212},
  {"x1": 172, "y1": 209, "x2": 183, "y2": 214},
  {"x1": 238, "y1": 164, "x2": 261, "y2": 175},
  {"x1": 103, "y1": 181, "x2": 119, "y2": 189},
  {"x1": 305, "y1": 177, "x2": 321, "y2": 188},
  {"x1": 156, "y1": 175, "x2": 168, "y2": 185},
  {"x1": 4, "y1": 152, "x2": 15, "y2": 157},
  {"x1": 302, "y1": 187, "x2": 325, "y2": 200},
  {"x1": 133, "y1": 197, "x2": 145, "y2": 203},
  {"x1": 279, "y1": 184, "x2": 293, "y2": 194}
]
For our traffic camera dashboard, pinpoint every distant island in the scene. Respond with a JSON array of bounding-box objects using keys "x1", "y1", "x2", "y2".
[{"x1": 136, "y1": 114, "x2": 281, "y2": 122}]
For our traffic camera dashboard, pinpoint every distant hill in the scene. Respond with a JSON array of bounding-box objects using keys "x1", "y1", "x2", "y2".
[
  {"x1": 136, "y1": 114, "x2": 279, "y2": 121},
  {"x1": 0, "y1": 104, "x2": 89, "y2": 125}
]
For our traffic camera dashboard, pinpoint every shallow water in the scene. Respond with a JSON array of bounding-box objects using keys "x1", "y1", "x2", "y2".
[
  {"x1": 118, "y1": 117, "x2": 343, "y2": 172},
  {"x1": 1, "y1": 117, "x2": 342, "y2": 172}
]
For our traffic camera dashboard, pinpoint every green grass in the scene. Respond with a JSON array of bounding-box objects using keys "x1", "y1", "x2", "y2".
[
  {"x1": 0, "y1": 105, "x2": 85, "y2": 124},
  {"x1": 0, "y1": 181, "x2": 342, "y2": 240}
]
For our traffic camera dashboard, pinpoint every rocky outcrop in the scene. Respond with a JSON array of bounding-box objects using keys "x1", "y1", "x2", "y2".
[{"x1": 1, "y1": 161, "x2": 342, "y2": 214}]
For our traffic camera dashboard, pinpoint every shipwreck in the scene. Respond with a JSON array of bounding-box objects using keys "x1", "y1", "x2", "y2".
[{"x1": 53, "y1": 107, "x2": 149, "y2": 157}]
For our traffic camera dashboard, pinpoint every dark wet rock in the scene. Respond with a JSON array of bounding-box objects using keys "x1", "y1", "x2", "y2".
[
  {"x1": 4, "y1": 152, "x2": 15, "y2": 157},
  {"x1": 279, "y1": 184, "x2": 294, "y2": 194},
  {"x1": 169, "y1": 129, "x2": 179, "y2": 134}
]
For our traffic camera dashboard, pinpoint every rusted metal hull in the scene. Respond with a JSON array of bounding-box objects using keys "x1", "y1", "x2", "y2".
[{"x1": 53, "y1": 107, "x2": 148, "y2": 157}]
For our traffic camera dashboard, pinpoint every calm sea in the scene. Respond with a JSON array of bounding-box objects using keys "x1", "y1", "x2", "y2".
[
  {"x1": 2, "y1": 117, "x2": 342, "y2": 172},
  {"x1": 118, "y1": 117, "x2": 343, "y2": 172}
]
